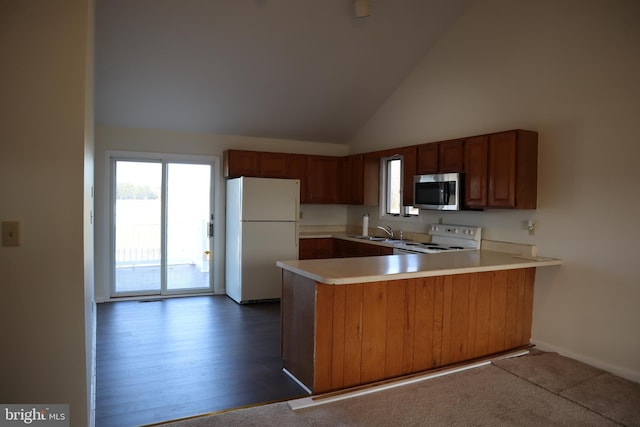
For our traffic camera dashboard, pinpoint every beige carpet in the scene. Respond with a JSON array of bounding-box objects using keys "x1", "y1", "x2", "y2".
[
  {"x1": 493, "y1": 352, "x2": 640, "y2": 426},
  {"x1": 155, "y1": 352, "x2": 640, "y2": 426}
]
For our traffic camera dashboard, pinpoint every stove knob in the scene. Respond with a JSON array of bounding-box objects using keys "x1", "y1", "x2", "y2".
[{"x1": 454, "y1": 228, "x2": 460, "y2": 233}]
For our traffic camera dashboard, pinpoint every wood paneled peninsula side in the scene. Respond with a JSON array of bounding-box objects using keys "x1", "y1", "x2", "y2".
[{"x1": 276, "y1": 251, "x2": 562, "y2": 394}]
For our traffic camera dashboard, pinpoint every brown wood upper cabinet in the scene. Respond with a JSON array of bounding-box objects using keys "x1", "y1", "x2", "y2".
[
  {"x1": 417, "y1": 139, "x2": 464, "y2": 174},
  {"x1": 401, "y1": 147, "x2": 417, "y2": 206},
  {"x1": 286, "y1": 153, "x2": 308, "y2": 204},
  {"x1": 464, "y1": 130, "x2": 538, "y2": 209},
  {"x1": 224, "y1": 150, "x2": 260, "y2": 177},
  {"x1": 306, "y1": 155, "x2": 343, "y2": 204},
  {"x1": 342, "y1": 154, "x2": 364, "y2": 205},
  {"x1": 341, "y1": 153, "x2": 382, "y2": 206},
  {"x1": 309, "y1": 154, "x2": 377, "y2": 206},
  {"x1": 464, "y1": 135, "x2": 489, "y2": 207},
  {"x1": 224, "y1": 128, "x2": 537, "y2": 209},
  {"x1": 224, "y1": 150, "x2": 289, "y2": 178},
  {"x1": 259, "y1": 152, "x2": 288, "y2": 178},
  {"x1": 224, "y1": 150, "x2": 346, "y2": 205}
]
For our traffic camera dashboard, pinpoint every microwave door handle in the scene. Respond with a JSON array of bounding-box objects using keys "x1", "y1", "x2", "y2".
[
  {"x1": 441, "y1": 184, "x2": 449, "y2": 204},
  {"x1": 446, "y1": 182, "x2": 455, "y2": 205}
]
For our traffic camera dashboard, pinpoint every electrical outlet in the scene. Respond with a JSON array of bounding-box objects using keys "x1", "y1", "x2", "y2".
[
  {"x1": 2, "y1": 221, "x2": 20, "y2": 246},
  {"x1": 527, "y1": 220, "x2": 536, "y2": 236}
]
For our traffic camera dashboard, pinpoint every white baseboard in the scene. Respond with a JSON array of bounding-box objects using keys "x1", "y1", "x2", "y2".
[
  {"x1": 95, "y1": 292, "x2": 219, "y2": 303},
  {"x1": 89, "y1": 300, "x2": 97, "y2": 427}
]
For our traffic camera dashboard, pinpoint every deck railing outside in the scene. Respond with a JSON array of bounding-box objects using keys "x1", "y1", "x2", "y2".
[{"x1": 115, "y1": 221, "x2": 207, "y2": 269}]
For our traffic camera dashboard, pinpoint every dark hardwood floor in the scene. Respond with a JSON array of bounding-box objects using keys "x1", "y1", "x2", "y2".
[{"x1": 95, "y1": 296, "x2": 308, "y2": 427}]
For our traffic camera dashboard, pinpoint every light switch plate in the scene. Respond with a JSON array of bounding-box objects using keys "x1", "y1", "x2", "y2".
[{"x1": 2, "y1": 221, "x2": 20, "y2": 246}]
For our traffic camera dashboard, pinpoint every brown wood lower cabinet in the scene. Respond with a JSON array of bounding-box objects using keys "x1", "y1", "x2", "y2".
[
  {"x1": 281, "y1": 268, "x2": 535, "y2": 394},
  {"x1": 300, "y1": 238, "x2": 394, "y2": 259},
  {"x1": 299, "y1": 238, "x2": 333, "y2": 260}
]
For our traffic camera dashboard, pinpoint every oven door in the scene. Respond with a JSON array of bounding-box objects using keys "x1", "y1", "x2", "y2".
[{"x1": 413, "y1": 173, "x2": 461, "y2": 210}]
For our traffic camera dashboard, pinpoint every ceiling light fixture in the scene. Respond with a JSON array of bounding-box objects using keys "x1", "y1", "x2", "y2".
[{"x1": 354, "y1": 0, "x2": 370, "y2": 18}]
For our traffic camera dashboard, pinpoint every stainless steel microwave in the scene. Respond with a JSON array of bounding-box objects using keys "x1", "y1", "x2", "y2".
[{"x1": 413, "y1": 173, "x2": 462, "y2": 210}]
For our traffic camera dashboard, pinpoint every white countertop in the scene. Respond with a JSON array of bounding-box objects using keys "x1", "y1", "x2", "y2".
[{"x1": 276, "y1": 250, "x2": 562, "y2": 285}]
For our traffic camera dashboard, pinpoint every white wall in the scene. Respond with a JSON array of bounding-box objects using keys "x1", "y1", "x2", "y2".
[
  {"x1": 94, "y1": 125, "x2": 349, "y2": 301},
  {"x1": 0, "y1": 1, "x2": 95, "y2": 426},
  {"x1": 350, "y1": 0, "x2": 640, "y2": 381}
]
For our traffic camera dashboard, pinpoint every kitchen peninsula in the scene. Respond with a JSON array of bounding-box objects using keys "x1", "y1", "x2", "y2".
[{"x1": 277, "y1": 251, "x2": 562, "y2": 394}]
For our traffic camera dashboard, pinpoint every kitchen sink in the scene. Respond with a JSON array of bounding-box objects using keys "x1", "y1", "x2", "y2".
[{"x1": 350, "y1": 235, "x2": 384, "y2": 241}]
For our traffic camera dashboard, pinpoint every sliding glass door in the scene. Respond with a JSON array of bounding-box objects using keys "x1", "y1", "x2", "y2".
[
  {"x1": 165, "y1": 163, "x2": 212, "y2": 292},
  {"x1": 112, "y1": 157, "x2": 214, "y2": 297}
]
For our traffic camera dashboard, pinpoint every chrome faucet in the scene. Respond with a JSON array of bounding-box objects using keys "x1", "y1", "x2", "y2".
[{"x1": 376, "y1": 225, "x2": 394, "y2": 238}]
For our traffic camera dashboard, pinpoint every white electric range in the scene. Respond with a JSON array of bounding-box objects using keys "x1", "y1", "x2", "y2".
[{"x1": 393, "y1": 224, "x2": 482, "y2": 254}]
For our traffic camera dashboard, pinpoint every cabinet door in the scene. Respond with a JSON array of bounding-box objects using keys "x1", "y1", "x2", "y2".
[
  {"x1": 299, "y1": 239, "x2": 315, "y2": 260},
  {"x1": 488, "y1": 131, "x2": 517, "y2": 208},
  {"x1": 417, "y1": 140, "x2": 463, "y2": 174},
  {"x1": 315, "y1": 238, "x2": 333, "y2": 259},
  {"x1": 513, "y1": 130, "x2": 538, "y2": 209},
  {"x1": 260, "y1": 152, "x2": 288, "y2": 178},
  {"x1": 358, "y1": 242, "x2": 381, "y2": 256},
  {"x1": 417, "y1": 143, "x2": 438, "y2": 174},
  {"x1": 332, "y1": 238, "x2": 347, "y2": 258},
  {"x1": 224, "y1": 150, "x2": 259, "y2": 177},
  {"x1": 287, "y1": 154, "x2": 308, "y2": 204},
  {"x1": 333, "y1": 239, "x2": 359, "y2": 257},
  {"x1": 402, "y1": 147, "x2": 417, "y2": 207},
  {"x1": 362, "y1": 154, "x2": 380, "y2": 206},
  {"x1": 307, "y1": 155, "x2": 342, "y2": 204},
  {"x1": 464, "y1": 136, "x2": 488, "y2": 208},
  {"x1": 343, "y1": 155, "x2": 364, "y2": 205},
  {"x1": 299, "y1": 238, "x2": 333, "y2": 259},
  {"x1": 438, "y1": 139, "x2": 464, "y2": 172},
  {"x1": 379, "y1": 246, "x2": 394, "y2": 255}
]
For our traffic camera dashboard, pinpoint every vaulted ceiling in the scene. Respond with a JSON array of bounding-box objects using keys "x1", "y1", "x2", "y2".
[{"x1": 95, "y1": 0, "x2": 473, "y2": 143}]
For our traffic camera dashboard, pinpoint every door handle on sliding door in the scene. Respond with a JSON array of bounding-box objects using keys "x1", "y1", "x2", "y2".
[{"x1": 207, "y1": 214, "x2": 214, "y2": 238}]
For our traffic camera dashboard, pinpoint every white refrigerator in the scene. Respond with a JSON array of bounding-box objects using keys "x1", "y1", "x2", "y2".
[{"x1": 225, "y1": 177, "x2": 300, "y2": 303}]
